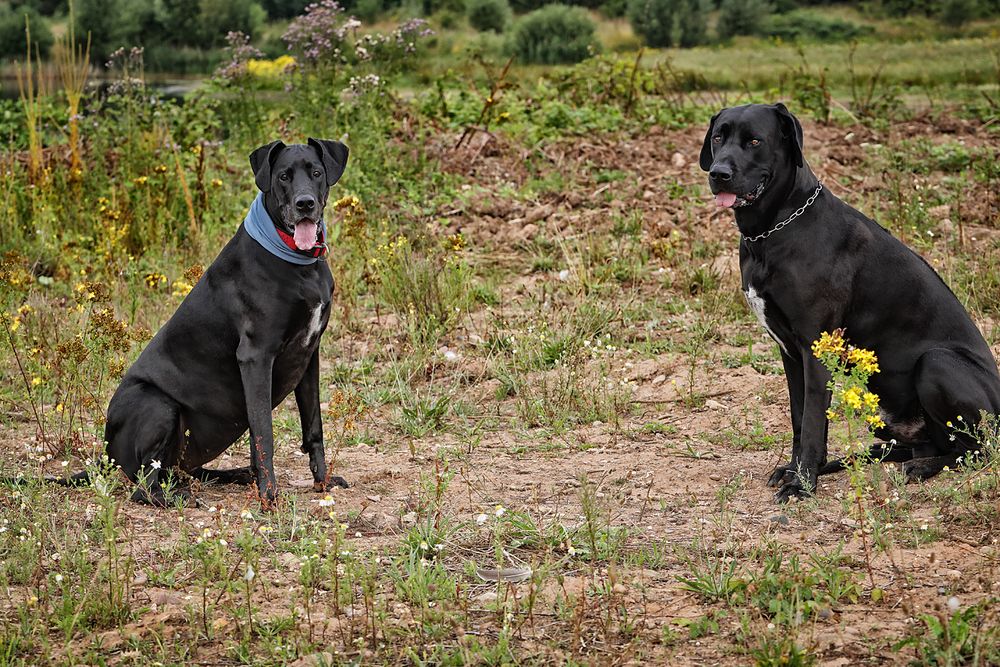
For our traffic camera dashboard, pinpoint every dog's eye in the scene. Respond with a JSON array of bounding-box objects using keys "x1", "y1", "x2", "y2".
[
  {"x1": 712, "y1": 135, "x2": 722, "y2": 144},
  {"x1": 749, "y1": 138, "x2": 761, "y2": 147},
  {"x1": 279, "y1": 173, "x2": 289, "y2": 181},
  {"x1": 313, "y1": 170, "x2": 322, "y2": 178}
]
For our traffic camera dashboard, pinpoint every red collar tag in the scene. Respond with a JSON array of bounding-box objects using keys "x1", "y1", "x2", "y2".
[{"x1": 275, "y1": 226, "x2": 328, "y2": 259}]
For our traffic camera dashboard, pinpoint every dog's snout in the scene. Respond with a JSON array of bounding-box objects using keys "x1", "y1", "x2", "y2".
[
  {"x1": 295, "y1": 195, "x2": 317, "y2": 213},
  {"x1": 710, "y1": 165, "x2": 733, "y2": 182}
]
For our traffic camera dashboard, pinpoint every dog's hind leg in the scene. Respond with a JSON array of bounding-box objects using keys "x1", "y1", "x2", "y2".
[
  {"x1": 192, "y1": 466, "x2": 254, "y2": 485},
  {"x1": 908, "y1": 348, "x2": 1000, "y2": 482},
  {"x1": 817, "y1": 441, "x2": 915, "y2": 476},
  {"x1": 105, "y1": 380, "x2": 187, "y2": 506}
]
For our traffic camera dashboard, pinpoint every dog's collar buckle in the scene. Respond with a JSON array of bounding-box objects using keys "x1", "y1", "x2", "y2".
[{"x1": 742, "y1": 182, "x2": 823, "y2": 243}]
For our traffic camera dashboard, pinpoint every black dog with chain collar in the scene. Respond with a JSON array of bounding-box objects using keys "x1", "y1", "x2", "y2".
[{"x1": 701, "y1": 102, "x2": 1000, "y2": 502}]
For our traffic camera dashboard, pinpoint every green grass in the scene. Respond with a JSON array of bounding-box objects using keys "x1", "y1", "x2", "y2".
[{"x1": 659, "y1": 35, "x2": 1000, "y2": 98}]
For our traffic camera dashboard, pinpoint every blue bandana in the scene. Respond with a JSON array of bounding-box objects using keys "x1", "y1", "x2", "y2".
[{"x1": 243, "y1": 193, "x2": 327, "y2": 266}]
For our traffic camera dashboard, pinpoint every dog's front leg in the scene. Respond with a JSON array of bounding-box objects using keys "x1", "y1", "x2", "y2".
[
  {"x1": 774, "y1": 355, "x2": 830, "y2": 502},
  {"x1": 768, "y1": 349, "x2": 805, "y2": 488},
  {"x1": 295, "y1": 349, "x2": 349, "y2": 492},
  {"x1": 238, "y1": 343, "x2": 279, "y2": 506}
]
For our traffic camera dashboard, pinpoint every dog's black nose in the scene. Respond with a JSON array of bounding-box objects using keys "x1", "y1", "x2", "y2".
[
  {"x1": 295, "y1": 195, "x2": 316, "y2": 212},
  {"x1": 710, "y1": 166, "x2": 733, "y2": 182}
]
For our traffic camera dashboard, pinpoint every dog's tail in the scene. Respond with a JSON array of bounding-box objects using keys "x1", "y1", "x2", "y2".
[
  {"x1": 46, "y1": 470, "x2": 92, "y2": 486},
  {"x1": 1, "y1": 469, "x2": 91, "y2": 488},
  {"x1": 818, "y1": 442, "x2": 914, "y2": 476}
]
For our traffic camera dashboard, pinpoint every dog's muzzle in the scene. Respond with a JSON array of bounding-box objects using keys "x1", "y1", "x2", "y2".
[{"x1": 715, "y1": 175, "x2": 769, "y2": 209}]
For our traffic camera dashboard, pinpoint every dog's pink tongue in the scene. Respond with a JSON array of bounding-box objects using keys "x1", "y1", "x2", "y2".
[
  {"x1": 293, "y1": 221, "x2": 317, "y2": 250},
  {"x1": 716, "y1": 192, "x2": 738, "y2": 208}
]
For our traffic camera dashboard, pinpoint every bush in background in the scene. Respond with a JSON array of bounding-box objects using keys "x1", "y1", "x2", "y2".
[
  {"x1": 677, "y1": 0, "x2": 709, "y2": 46},
  {"x1": 627, "y1": 0, "x2": 708, "y2": 47},
  {"x1": 940, "y1": 0, "x2": 979, "y2": 26},
  {"x1": 468, "y1": 0, "x2": 512, "y2": 32},
  {"x1": 717, "y1": 0, "x2": 773, "y2": 40},
  {"x1": 626, "y1": 0, "x2": 676, "y2": 46},
  {"x1": 763, "y1": 10, "x2": 873, "y2": 41},
  {"x1": 0, "y1": 5, "x2": 54, "y2": 59},
  {"x1": 509, "y1": 4, "x2": 598, "y2": 64}
]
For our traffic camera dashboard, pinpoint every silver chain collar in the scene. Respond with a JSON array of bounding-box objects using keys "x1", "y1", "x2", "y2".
[{"x1": 741, "y1": 183, "x2": 824, "y2": 243}]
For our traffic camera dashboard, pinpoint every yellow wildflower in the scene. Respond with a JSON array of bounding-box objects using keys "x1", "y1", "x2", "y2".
[
  {"x1": 246, "y1": 55, "x2": 296, "y2": 79},
  {"x1": 811, "y1": 330, "x2": 846, "y2": 359},
  {"x1": 862, "y1": 392, "x2": 879, "y2": 409},
  {"x1": 445, "y1": 233, "x2": 466, "y2": 253},
  {"x1": 333, "y1": 195, "x2": 362, "y2": 211},
  {"x1": 841, "y1": 386, "x2": 862, "y2": 410},
  {"x1": 866, "y1": 415, "x2": 886, "y2": 429},
  {"x1": 847, "y1": 347, "x2": 880, "y2": 374},
  {"x1": 144, "y1": 273, "x2": 167, "y2": 289},
  {"x1": 172, "y1": 280, "x2": 193, "y2": 298}
]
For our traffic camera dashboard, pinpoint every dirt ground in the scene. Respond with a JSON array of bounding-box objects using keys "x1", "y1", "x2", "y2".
[{"x1": 3, "y1": 114, "x2": 999, "y2": 665}]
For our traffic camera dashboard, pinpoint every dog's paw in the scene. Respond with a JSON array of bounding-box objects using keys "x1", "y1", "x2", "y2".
[
  {"x1": 313, "y1": 475, "x2": 350, "y2": 492},
  {"x1": 774, "y1": 480, "x2": 809, "y2": 504},
  {"x1": 767, "y1": 465, "x2": 793, "y2": 488},
  {"x1": 902, "y1": 456, "x2": 951, "y2": 483},
  {"x1": 258, "y1": 493, "x2": 279, "y2": 512}
]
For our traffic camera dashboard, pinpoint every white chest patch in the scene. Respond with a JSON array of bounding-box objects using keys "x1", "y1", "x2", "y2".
[
  {"x1": 745, "y1": 285, "x2": 788, "y2": 354},
  {"x1": 303, "y1": 303, "x2": 324, "y2": 348}
]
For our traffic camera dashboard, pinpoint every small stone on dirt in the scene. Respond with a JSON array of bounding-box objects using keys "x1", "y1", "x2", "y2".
[
  {"x1": 518, "y1": 223, "x2": 539, "y2": 240},
  {"x1": 475, "y1": 590, "x2": 498, "y2": 604},
  {"x1": 769, "y1": 514, "x2": 790, "y2": 526}
]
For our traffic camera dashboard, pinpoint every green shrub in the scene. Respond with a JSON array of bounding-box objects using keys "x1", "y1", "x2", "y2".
[
  {"x1": 872, "y1": 0, "x2": 937, "y2": 17},
  {"x1": 627, "y1": 0, "x2": 708, "y2": 48},
  {"x1": 356, "y1": 0, "x2": 385, "y2": 22},
  {"x1": 423, "y1": 0, "x2": 467, "y2": 13},
  {"x1": 677, "y1": 0, "x2": 709, "y2": 47},
  {"x1": 626, "y1": 0, "x2": 675, "y2": 47},
  {"x1": 468, "y1": 0, "x2": 512, "y2": 32},
  {"x1": 763, "y1": 10, "x2": 873, "y2": 41},
  {"x1": 510, "y1": 4, "x2": 598, "y2": 64},
  {"x1": 0, "y1": 5, "x2": 54, "y2": 60},
  {"x1": 940, "y1": 0, "x2": 979, "y2": 26},
  {"x1": 601, "y1": 0, "x2": 628, "y2": 17},
  {"x1": 717, "y1": 0, "x2": 773, "y2": 40}
]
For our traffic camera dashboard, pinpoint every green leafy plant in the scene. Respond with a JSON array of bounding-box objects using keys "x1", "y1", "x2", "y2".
[
  {"x1": 896, "y1": 600, "x2": 1000, "y2": 666},
  {"x1": 468, "y1": 0, "x2": 512, "y2": 33},
  {"x1": 509, "y1": 4, "x2": 598, "y2": 65}
]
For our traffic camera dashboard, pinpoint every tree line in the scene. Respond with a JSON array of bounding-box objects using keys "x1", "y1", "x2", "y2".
[{"x1": 1, "y1": 0, "x2": 997, "y2": 64}]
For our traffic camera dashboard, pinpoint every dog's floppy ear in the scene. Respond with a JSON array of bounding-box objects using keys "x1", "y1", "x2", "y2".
[
  {"x1": 699, "y1": 110, "x2": 723, "y2": 172},
  {"x1": 773, "y1": 103, "x2": 804, "y2": 168},
  {"x1": 249, "y1": 140, "x2": 286, "y2": 193},
  {"x1": 308, "y1": 138, "x2": 350, "y2": 186}
]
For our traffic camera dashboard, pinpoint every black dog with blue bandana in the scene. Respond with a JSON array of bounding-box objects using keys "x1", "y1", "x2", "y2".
[{"x1": 86, "y1": 138, "x2": 349, "y2": 506}]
